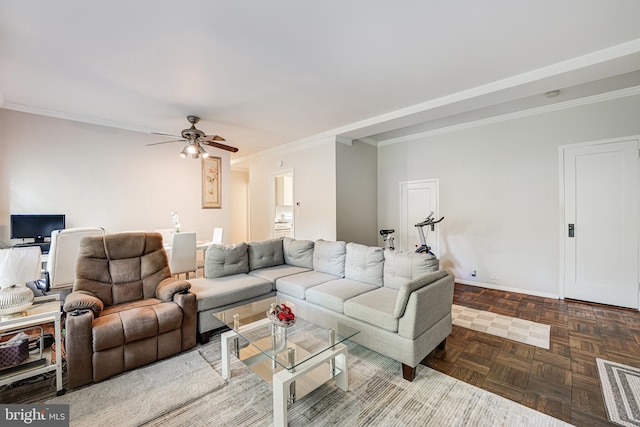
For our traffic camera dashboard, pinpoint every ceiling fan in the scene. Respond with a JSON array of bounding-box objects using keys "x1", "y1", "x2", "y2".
[{"x1": 147, "y1": 115, "x2": 238, "y2": 158}]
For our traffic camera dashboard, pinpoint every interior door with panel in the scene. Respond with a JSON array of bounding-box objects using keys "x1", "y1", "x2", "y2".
[
  {"x1": 399, "y1": 180, "x2": 439, "y2": 254},
  {"x1": 563, "y1": 138, "x2": 639, "y2": 309}
]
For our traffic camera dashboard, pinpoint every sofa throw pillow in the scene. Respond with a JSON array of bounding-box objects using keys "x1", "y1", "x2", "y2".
[
  {"x1": 283, "y1": 237, "x2": 314, "y2": 269},
  {"x1": 247, "y1": 238, "x2": 285, "y2": 271},
  {"x1": 204, "y1": 243, "x2": 249, "y2": 278},
  {"x1": 313, "y1": 240, "x2": 346, "y2": 277},
  {"x1": 383, "y1": 250, "x2": 439, "y2": 290},
  {"x1": 344, "y1": 242, "x2": 384, "y2": 286}
]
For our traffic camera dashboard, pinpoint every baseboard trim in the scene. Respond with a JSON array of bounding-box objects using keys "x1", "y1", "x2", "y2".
[{"x1": 456, "y1": 279, "x2": 560, "y2": 300}]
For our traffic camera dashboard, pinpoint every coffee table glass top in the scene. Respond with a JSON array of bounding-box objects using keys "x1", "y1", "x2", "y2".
[{"x1": 214, "y1": 296, "x2": 359, "y2": 370}]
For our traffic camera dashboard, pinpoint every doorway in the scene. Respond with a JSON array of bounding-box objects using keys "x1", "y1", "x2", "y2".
[
  {"x1": 560, "y1": 137, "x2": 639, "y2": 309},
  {"x1": 271, "y1": 169, "x2": 294, "y2": 239},
  {"x1": 399, "y1": 179, "x2": 439, "y2": 254}
]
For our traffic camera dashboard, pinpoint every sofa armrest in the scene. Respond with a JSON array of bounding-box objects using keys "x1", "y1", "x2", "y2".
[
  {"x1": 63, "y1": 290, "x2": 104, "y2": 317},
  {"x1": 393, "y1": 270, "x2": 449, "y2": 318},
  {"x1": 65, "y1": 309, "x2": 94, "y2": 388},
  {"x1": 172, "y1": 291, "x2": 197, "y2": 350},
  {"x1": 156, "y1": 277, "x2": 191, "y2": 302},
  {"x1": 397, "y1": 273, "x2": 454, "y2": 339}
]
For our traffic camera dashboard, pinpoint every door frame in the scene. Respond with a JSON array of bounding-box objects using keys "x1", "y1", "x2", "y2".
[
  {"x1": 557, "y1": 135, "x2": 640, "y2": 301},
  {"x1": 269, "y1": 168, "x2": 295, "y2": 239}
]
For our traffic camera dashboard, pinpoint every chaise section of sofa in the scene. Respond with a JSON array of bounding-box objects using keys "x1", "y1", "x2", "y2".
[{"x1": 186, "y1": 236, "x2": 454, "y2": 381}]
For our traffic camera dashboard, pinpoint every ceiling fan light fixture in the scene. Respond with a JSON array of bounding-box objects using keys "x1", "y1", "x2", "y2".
[
  {"x1": 186, "y1": 143, "x2": 198, "y2": 154},
  {"x1": 179, "y1": 146, "x2": 188, "y2": 158}
]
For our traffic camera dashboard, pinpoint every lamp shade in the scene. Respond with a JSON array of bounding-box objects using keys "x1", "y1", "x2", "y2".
[{"x1": 0, "y1": 247, "x2": 41, "y2": 288}]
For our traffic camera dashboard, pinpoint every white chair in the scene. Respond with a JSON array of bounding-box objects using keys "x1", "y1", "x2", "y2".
[
  {"x1": 155, "y1": 228, "x2": 175, "y2": 246},
  {"x1": 169, "y1": 232, "x2": 197, "y2": 279},
  {"x1": 212, "y1": 227, "x2": 223, "y2": 244},
  {"x1": 45, "y1": 227, "x2": 106, "y2": 296},
  {"x1": 196, "y1": 228, "x2": 224, "y2": 275}
]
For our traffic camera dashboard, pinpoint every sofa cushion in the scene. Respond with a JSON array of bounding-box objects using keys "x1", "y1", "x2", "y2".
[
  {"x1": 383, "y1": 250, "x2": 439, "y2": 290},
  {"x1": 313, "y1": 240, "x2": 346, "y2": 277},
  {"x1": 93, "y1": 298, "x2": 183, "y2": 351},
  {"x1": 305, "y1": 278, "x2": 378, "y2": 313},
  {"x1": 249, "y1": 264, "x2": 311, "y2": 285},
  {"x1": 248, "y1": 238, "x2": 284, "y2": 271},
  {"x1": 276, "y1": 271, "x2": 341, "y2": 300},
  {"x1": 188, "y1": 274, "x2": 273, "y2": 312},
  {"x1": 204, "y1": 243, "x2": 249, "y2": 278},
  {"x1": 283, "y1": 237, "x2": 314, "y2": 269},
  {"x1": 343, "y1": 287, "x2": 399, "y2": 332},
  {"x1": 345, "y1": 243, "x2": 384, "y2": 287}
]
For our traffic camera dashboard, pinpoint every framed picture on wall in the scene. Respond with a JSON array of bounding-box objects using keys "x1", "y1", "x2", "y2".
[{"x1": 202, "y1": 156, "x2": 221, "y2": 209}]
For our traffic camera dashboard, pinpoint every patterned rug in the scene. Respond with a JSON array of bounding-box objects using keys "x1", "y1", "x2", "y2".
[
  {"x1": 596, "y1": 358, "x2": 640, "y2": 426},
  {"x1": 146, "y1": 336, "x2": 570, "y2": 426},
  {"x1": 452, "y1": 304, "x2": 550, "y2": 349}
]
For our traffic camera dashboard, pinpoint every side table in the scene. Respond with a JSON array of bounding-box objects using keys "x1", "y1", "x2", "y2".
[{"x1": 0, "y1": 295, "x2": 65, "y2": 395}]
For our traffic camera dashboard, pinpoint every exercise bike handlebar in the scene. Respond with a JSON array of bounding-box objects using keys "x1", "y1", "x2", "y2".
[{"x1": 415, "y1": 216, "x2": 444, "y2": 227}]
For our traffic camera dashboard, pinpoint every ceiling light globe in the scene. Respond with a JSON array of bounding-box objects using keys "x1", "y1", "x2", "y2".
[{"x1": 187, "y1": 145, "x2": 197, "y2": 154}]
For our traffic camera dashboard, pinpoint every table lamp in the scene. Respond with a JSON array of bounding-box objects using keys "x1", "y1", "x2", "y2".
[{"x1": 0, "y1": 247, "x2": 41, "y2": 319}]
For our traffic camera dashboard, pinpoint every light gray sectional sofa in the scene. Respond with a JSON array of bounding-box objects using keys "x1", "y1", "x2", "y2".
[{"x1": 187, "y1": 237, "x2": 454, "y2": 381}]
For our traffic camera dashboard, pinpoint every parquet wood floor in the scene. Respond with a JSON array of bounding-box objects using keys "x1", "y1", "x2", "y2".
[{"x1": 422, "y1": 283, "x2": 640, "y2": 426}]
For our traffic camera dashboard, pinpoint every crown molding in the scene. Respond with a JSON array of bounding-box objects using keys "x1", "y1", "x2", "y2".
[
  {"x1": 0, "y1": 102, "x2": 162, "y2": 135},
  {"x1": 377, "y1": 85, "x2": 640, "y2": 146}
]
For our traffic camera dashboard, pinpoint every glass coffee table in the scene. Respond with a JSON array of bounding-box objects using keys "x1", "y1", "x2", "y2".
[{"x1": 214, "y1": 297, "x2": 359, "y2": 426}]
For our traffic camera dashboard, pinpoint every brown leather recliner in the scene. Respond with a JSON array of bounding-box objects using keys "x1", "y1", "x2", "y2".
[{"x1": 63, "y1": 232, "x2": 196, "y2": 389}]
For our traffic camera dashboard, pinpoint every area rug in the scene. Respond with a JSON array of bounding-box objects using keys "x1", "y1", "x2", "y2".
[
  {"x1": 452, "y1": 304, "x2": 550, "y2": 349},
  {"x1": 596, "y1": 358, "x2": 640, "y2": 426},
  {"x1": 145, "y1": 336, "x2": 570, "y2": 426},
  {"x1": 45, "y1": 348, "x2": 226, "y2": 427}
]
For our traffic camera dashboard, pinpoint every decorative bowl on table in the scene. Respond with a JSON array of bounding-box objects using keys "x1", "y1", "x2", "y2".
[{"x1": 266, "y1": 303, "x2": 296, "y2": 328}]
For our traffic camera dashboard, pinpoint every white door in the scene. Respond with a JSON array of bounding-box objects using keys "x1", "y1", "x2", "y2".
[
  {"x1": 563, "y1": 138, "x2": 639, "y2": 308},
  {"x1": 400, "y1": 180, "x2": 439, "y2": 253}
]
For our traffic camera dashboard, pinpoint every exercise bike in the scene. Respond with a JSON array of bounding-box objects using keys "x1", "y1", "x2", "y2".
[
  {"x1": 415, "y1": 212, "x2": 444, "y2": 255},
  {"x1": 379, "y1": 229, "x2": 395, "y2": 250}
]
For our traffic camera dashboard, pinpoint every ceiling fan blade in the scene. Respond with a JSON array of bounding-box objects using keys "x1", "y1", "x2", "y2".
[
  {"x1": 146, "y1": 139, "x2": 185, "y2": 146},
  {"x1": 201, "y1": 140, "x2": 239, "y2": 153},
  {"x1": 202, "y1": 134, "x2": 226, "y2": 142},
  {"x1": 151, "y1": 131, "x2": 181, "y2": 137}
]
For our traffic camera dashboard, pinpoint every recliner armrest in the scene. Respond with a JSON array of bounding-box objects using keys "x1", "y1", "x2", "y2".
[
  {"x1": 156, "y1": 277, "x2": 191, "y2": 302},
  {"x1": 63, "y1": 290, "x2": 104, "y2": 317}
]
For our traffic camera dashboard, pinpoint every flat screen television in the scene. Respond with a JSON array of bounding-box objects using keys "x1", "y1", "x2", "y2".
[{"x1": 10, "y1": 214, "x2": 66, "y2": 243}]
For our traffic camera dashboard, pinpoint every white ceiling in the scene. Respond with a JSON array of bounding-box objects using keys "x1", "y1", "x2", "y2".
[{"x1": 2, "y1": 0, "x2": 640, "y2": 159}]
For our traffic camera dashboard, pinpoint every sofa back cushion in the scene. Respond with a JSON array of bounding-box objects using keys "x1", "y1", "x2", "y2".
[
  {"x1": 383, "y1": 250, "x2": 439, "y2": 290},
  {"x1": 283, "y1": 237, "x2": 314, "y2": 269},
  {"x1": 313, "y1": 240, "x2": 346, "y2": 277},
  {"x1": 248, "y1": 238, "x2": 284, "y2": 271},
  {"x1": 204, "y1": 243, "x2": 249, "y2": 278},
  {"x1": 344, "y1": 243, "x2": 384, "y2": 286}
]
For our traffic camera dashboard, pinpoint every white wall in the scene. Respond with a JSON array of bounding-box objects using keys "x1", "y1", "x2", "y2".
[
  {"x1": 245, "y1": 140, "x2": 336, "y2": 241},
  {"x1": 336, "y1": 140, "x2": 378, "y2": 246},
  {"x1": 378, "y1": 94, "x2": 640, "y2": 298},
  {"x1": 230, "y1": 170, "x2": 249, "y2": 243},
  {"x1": 0, "y1": 109, "x2": 232, "y2": 245}
]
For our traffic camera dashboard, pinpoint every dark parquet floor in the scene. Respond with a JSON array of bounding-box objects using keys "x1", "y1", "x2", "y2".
[{"x1": 422, "y1": 283, "x2": 640, "y2": 426}]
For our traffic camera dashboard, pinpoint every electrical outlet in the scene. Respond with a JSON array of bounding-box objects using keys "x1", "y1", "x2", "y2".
[
  {"x1": 490, "y1": 274, "x2": 499, "y2": 280},
  {"x1": 471, "y1": 270, "x2": 477, "y2": 277}
]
